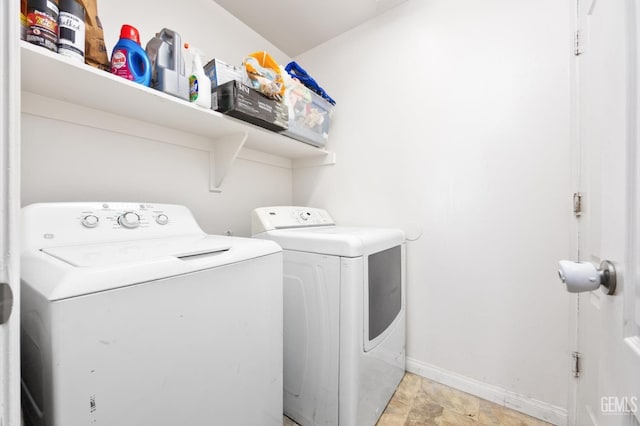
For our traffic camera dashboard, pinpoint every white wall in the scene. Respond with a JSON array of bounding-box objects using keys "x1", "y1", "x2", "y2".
[
  {"x1": 21, "y1": 0, "x2": 292, "y2": 236},
  {"x1": 293, "y1": 0, "x2": 573, "y2": 421}
]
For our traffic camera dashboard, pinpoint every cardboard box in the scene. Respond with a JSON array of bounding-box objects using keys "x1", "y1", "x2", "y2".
[
  {"x1": 212, "y1": 80, "x2": 288, "y2": 132},
  {"x1": 203, "y1": 58, "x2": 244, "y2": 87},
  {"x1": 281, "y1": 79, "x2": 333, "y2": 147}
]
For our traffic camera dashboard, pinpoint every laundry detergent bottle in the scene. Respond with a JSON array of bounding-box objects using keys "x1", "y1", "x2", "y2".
[{"x1": 111, "y1": 24, "x2": 151, "y2": 86}]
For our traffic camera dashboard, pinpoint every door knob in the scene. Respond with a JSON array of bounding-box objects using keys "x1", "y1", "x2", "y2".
[{"x1": 557, "y1": 260, "x2": 616, "y2": 295}]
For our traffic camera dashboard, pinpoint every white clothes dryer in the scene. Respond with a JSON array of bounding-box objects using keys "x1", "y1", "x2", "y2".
[
  {"x1": 252, "y1": 206, "x2": 406, "y2": 426},
  {"x1": 21, "y1": 202, "x2": 283, "y2": 426}
]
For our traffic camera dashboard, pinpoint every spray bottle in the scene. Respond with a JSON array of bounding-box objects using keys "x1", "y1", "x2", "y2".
[{"x1": 185, "y1": 44, "x2": 211, "y2": 109}]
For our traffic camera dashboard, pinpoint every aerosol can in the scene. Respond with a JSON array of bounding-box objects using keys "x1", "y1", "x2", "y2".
[{"x1": 145, "y1": 28, "x2": 189, "y2": 100}]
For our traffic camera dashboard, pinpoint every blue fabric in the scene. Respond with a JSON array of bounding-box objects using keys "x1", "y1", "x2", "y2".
[{"x1": 285, "y1": 61, "x2": 336, "y2": 105}]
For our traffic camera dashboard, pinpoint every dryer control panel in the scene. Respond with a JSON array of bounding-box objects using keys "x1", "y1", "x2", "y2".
[
  {"x1": 22, "y1": 202, "x2": 204, "y2": 250},
  {"x1": 252, "y1": 206, "x2": 335, "y2": 234}
]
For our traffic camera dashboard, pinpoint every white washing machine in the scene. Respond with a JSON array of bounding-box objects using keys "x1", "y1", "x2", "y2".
[
  {"x1": 252, "y1": 206, "x2": 406, "y2": 426},
  {"x1": 21, "y1": 202, "x2": 283, "y2": 426}
]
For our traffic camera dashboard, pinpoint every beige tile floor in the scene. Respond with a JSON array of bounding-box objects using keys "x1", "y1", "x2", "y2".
[{"x1": 283, "y1": 372, "x2": 552, "y2": 426}]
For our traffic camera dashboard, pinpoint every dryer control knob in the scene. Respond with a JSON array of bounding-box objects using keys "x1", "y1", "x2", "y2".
[
  {"x1": 81, "y1": 215, "x2": 99, "y2": 228},
  {"x1": 299, "y1": 211, "x2": 311, "y2": 221},
  {"x1": 118, "y1": 212, "x2": 141, "y2": 229},
  {"x1": 156, "y1": 214, "x2": 169, "y2": 225}
]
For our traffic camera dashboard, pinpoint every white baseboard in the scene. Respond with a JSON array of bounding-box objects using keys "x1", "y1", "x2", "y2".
[{"x1": 406, "y1": 357, "x2": 568, "y2": 426}]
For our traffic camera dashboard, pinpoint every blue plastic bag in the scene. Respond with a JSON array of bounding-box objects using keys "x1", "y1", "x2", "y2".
[{"x1": 285, "y1": 61, "x2": 336, "y2": 105}]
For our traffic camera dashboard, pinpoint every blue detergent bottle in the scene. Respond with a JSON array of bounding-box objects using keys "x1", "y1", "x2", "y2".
[{"x1": 110, "y1": 25, "x2": 151, "y2": 86}]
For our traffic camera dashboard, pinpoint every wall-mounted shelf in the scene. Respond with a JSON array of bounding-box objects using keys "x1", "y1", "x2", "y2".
[{"x1": 20, "y1": 41, "x2": 335, "y2": 192}]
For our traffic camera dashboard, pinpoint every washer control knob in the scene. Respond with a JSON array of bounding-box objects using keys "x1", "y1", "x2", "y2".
[
  {"x1": 299, "y1": 211, "x2": 311, "y2": 221},
  {"x1": 118, "y1": 212, "x2": 141, "y2": 229},
  {"x1": 81, "y1": 215, "x2": 99, "y2": 228},
  {"x1": 156, "y1": 214, "x2": 169, "y2": 225}
]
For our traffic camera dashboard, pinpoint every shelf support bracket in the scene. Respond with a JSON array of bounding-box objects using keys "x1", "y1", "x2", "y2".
[{"x1": 209, "y1": 131, "x2": 248, "y2": 192}]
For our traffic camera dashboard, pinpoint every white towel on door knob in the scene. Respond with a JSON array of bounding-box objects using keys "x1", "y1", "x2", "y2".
[{"x1": 558, "y1": 260, "x2": 600, "y2": 293}]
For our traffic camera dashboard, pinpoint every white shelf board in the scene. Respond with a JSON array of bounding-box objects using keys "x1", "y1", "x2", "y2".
[{"x1": 20, "y1": 41, "x2": 334, "y2": 161}]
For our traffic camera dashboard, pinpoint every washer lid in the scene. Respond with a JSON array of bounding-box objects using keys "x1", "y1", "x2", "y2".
[
  {"x1": 42, "y1": 235, "x2": 232, "y2": 267},
  {"x1": 255, "y1": 226, "x2": 404, "y2": 257},
  {"x1": 22, "y1": 235, "x2": 281, "y2": 301}
]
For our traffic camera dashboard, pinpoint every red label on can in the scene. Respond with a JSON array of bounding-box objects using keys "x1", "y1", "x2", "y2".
[{"x1": 26, "y1": 10, "x2": 57, "y2": 51}]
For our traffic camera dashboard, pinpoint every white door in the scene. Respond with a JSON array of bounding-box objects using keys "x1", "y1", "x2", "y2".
[
  {"x1": 0, "y1": 0, "x2": 21, "y2": 425},
  {"x1": 572, "y1": 0, "x2": 640, "y2": 424}
]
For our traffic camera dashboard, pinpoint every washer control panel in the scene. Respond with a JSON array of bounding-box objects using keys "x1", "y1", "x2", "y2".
[
  {"x1": 22, "y1": 202, "x2": 203, "y2": 249},
  {"x1": 76, "y1": 203, "x2": 172, "y2": 230},
  {"x1": 252, "y1": 206, "x2": 335, "y2": 234}
]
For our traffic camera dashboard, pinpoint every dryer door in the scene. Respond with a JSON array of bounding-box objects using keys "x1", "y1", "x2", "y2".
[{"x1": 364, "y1": 244, "x2": 403, "y2": 352}]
